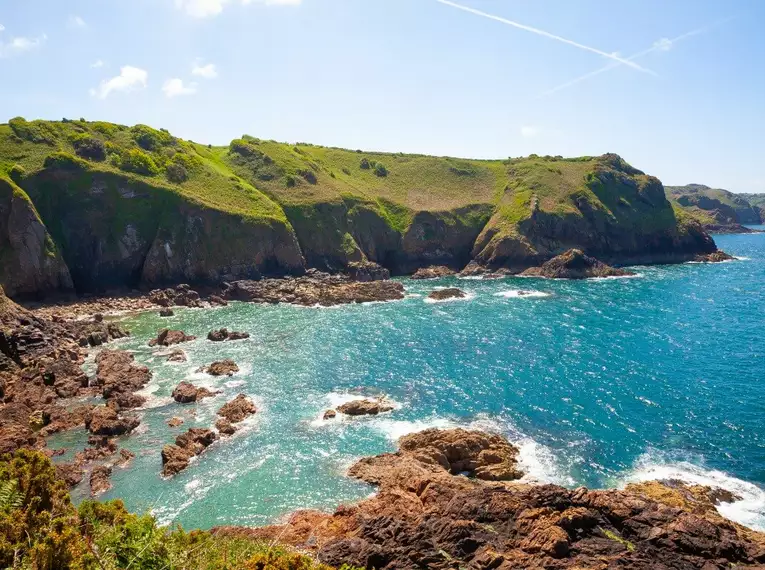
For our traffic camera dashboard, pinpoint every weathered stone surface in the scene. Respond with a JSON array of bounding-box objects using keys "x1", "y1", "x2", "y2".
[
  {"x1": 95, "y1": 349, "x2": 151, "y2": 408},
  {"x1": 90, "y1": 465, "x2": 112, "y2": 496},
  {"x1": 148, "y1": 329, "x2": 196, "y2": 347},
  {"x1": 84, "y1": 406, "x2": 139, "y2": 436},
  {"x1": 323, "y1": 409, "x2": 337, "y2": 420},
  {"x1": 345, "y1": 261, "x2": 390, "y2": 282},
  {"x1": 215, "y1": 418, "x2": 237, "y2": 436},
  {"x1": 217, "y1": 394, "x2": 256, "y2": 423},
  {"x1": 520, "y1": 249, "x2": 635, "y2": 279},
  {"x1": 171, "y1": 381, "x2": 218, "y2": 403},
  {"x1": 207, "y1": 328, "x2": 250, "y2": 342},
  {"x1": 427, "y1": 287, "x2": 466, "y2": 301},
  {"x1": 167, "y1": 416, "x2": 184, "y2": 427},
  {"x1": 695, "y1": 250, "x2": 735, "y2": 263},
  {"x1": 161, "y1": 427, "x2": 218, "y2": 476},
  {"x1": 336, "y1": 399, "x2": 394, "y2": 417},
  {"x1": 198, "y1": 359, "x2": 239, "y2": 377},
  {"x1": 411, "y1": 265, "x2": 456, "y2": 280}
]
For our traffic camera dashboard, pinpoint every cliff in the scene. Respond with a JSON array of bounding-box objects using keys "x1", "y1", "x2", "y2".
[
  {"x1": 0, "y1": 118, "x2": 722, "y2": 297},
  {"x1": 667, "y1": 184, "x2": 763, "y2": 233}
]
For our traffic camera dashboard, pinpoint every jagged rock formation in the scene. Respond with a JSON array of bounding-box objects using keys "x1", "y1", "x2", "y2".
[
  {"x1": 0, "y1": 120, "x2": 727, "y2": 298},
  {"x1": 520, "y1": 249, "x2": 635, "y2": 279}
]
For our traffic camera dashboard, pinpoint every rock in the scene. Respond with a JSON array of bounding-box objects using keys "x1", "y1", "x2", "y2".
[
  {"x1": 427, "y1": 288, "x2": 466, "y2": 301},
  {"x1": 167, "y1": 417, "x2": 184, "y2": 427},
  {"x1": 161, "y1": 427, "x2": 218, "y2": 476},
  {"x1": 159, "y1": 308, "x2": 174, "y2": 317},
  {"x1": 209, "y1": 295, "x2": 228, "y2": 307},
  {"x1": 56, "y1": 462, "x2": 85, "y2": 487},
  {"x1": 95, "y1": 349, "x2": 152, "y2": 408},
  {"x1": 93, "y1": 313, "x2": 104, "y2": 323},
  {"x1": 215, "y1": 418, "x2": 237, "y2": 436},
  {"x1": 44, "y1": 358, "x2": 89, "y2": 398},
  {"x1": 165, "y1": 348, "x2": 187, "y2": 363},
  {"x1": 198, "y1": 359, "x2": 239, "y2": 377},
  {"x1": 520, "y1": 249, "x2": 635, "y2": 279},
  {"x1": 118, "y1": 448, "x2": 135, "y2": 467},
  {"x1": 217, "y1": 394, "x2": 256, "y2": 423},
  {"x1": 323, "y1": 409, "x2": 337, "y2": 420},
  {"x1": 171, "y1": 381, "x2": 218, "y2": 403},
  {"x1": 148, "y1": 329, "x2": 196, "y2": 347},
  {"x1": 336, "y1": 399, "x2": 393, "y2": 417},
  {"x1": 84, "y1": 406, "x2": 139, "y2": 436},
  {"x1": 411, "y1": 265, "x2": 456, "y2": 280},
  {"x1": 695, "y1": 250, "x2": 734, "y2": 263},
  {"x1": 346, "y1": 261, "x2": 390, "y2": 282},
  {"x1": 207, "y1": 328, "x2": 250, "y2": 342},
  {"x1": 90, "y1": 465, "x2": 112, "y2": 496}
]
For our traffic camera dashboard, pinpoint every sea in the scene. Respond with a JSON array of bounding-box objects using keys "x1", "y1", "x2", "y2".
[{"x1": 49, "y1": 228, "x2": 765, "y2": 531}]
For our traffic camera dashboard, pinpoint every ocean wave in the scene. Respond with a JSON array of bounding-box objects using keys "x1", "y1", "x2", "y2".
[
  {"x1": 494, "y1": 289, "x2": 551, "y2": 299},
  {"x1": 620, "y1": 455, "x2": 765, "y2": 531},
  {"x1": 309, "y1": 392, "x2": 401, "y2": 427}
]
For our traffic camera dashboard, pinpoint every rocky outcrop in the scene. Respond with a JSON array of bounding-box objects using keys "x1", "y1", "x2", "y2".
[
  {"x1": 198, "y1": 360, "x2": 239, "y2": 377},
  {"x1": 411, "y1": 266, "x2": 456, "y2": 280},
  {"x1": 207, "y1": 328, "x2": 250, "y2": 342},
  {"x1": 695, "y1": 250, "x2": 735, "y2": 262},
  {"x1": 171, "y1": 381, "x2": 218, "y2": 403},
  {"x1": 217, "y1": 394, "x2": 256, "y2": 423},
  {"x1": 520, "y1": 249, "x2": 635, "y2": 279},
  {"x1": 336, "y1": 399, "x2": 394, "y2": 416},
  {"x1": 148, "y1": 329, "x2": 196, "y2": 347},
  {"x1": 223, "y1": 272, "x2": 405, "y2": 306},
  {"x1": 161, "y1": 427, "x2": 218, "y2": 476},
  {"x1": 149, "y1": 285, "x2": 203, "y2": 308},
  {"x1": 427, "y1": 288, "x2": 467, "y2": 300},
  {"x1": 345, "y1": 261, "x2": 390, "y2": 282},
  {"x1": 90, "y1": 465, "x2": 112, "y2": 496},
  {"x1": 94, "y1": 350, "x2": 152, "y2": 408},
  {"x1": 220, "y1": 428, "x2": 765, "y2": 570},
  {"x1": 84, "y1": 405, "x2": 139, "y2": 436},
  {"x1": 668, "y1": 184, "x2": 763, "y2": 232}
]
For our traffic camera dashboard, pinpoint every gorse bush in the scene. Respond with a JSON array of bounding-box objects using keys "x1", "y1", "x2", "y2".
[
  {"x1": 43, "y1": 152, "x2": 87, "y2": 171},
  {"x1": 0, "y1": 451, "x2": 352, "y2": 570},
  {"x1": 71, "y1": 134, "x2": 107, "y2": 161},
  {"x1": 359, "y1": 158, "x2": 370, "y2": 170},
  {"x1": 373, "y1": 163, "x2": 388, "y2": 177},
  {"x1": 118, "y1": 149, "x2": 161, "y2": 176},
  {"x1": 8, "y1": 117, "x2": 59, "y2": 145},
  {"x1": 132, "y1": 124, "x2": 173, "y2": 151},
  {"x1": 166, "y1": 162, "x2": 189, "y2": 183}
]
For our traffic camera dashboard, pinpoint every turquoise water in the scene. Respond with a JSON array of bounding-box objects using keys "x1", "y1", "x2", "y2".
[{"x1": 53, "y1": 231, "x2": 765, "y2": 530}]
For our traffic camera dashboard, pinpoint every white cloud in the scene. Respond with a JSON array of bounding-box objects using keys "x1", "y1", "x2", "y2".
[
  {"x1": 520, "y1": 126, "x2": 540, "y2": 138},
  {"x1": 192, "y1": 62, "x2": 217, "y2": 78},
  {"x1": 162, "y1": 78, "x2": 197, "y2": 98},
  {"x1": 0, "y1": 24, "x2": 5, "y2": 32},
  {"x1": 90, "y1": 59, "x2": 105, "y2": 68},
  {"x1": 90, "y1": 66, "x2": 148, "y2": 99},
  {"x1": 0, "y1": 33, "x2": 46, "y2": 58},
  {"x1": 653, "y1": 38, "x2": 673, "y2": 52},
  {"x1": 175, "y1": 0, "x2": 300, "y2": 18},
  {"x1": 68, "y1": 15, "x2": 87, "y2": 29}
]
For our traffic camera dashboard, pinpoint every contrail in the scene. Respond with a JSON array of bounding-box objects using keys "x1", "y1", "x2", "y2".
[
  {"x1": 435, "y1": 0, "x2": 655, "y2": 75},
  {"x1": 539, "y1": 17, "x2": 735, "y2": 98}
]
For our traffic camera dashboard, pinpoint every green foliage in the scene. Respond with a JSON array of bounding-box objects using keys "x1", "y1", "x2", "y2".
[
  {"x1": 119, "y1": 149, "x2": 161, "y2": 176},
  {"x1": 9, "y1": 164, "x2": 25, "y2": 183},
  {"x1": 71, "y1": 134, "x2": 107, "y2": 161},
  {"x1": 298, "y1": 169, "x2": 317, "y2": 184},
  {"x1": 131, "y1": 124, "x2": 173, "y2": 151},
  {"x1": 8, "y1": 117, "x2": 58, "y2": 145},
  {"x1": 43, "y1": 152, "x2": 88, "y2": 171},
  {"x1": 373, "y1": 163, "x2": 388, "y2": 177},
  {"x1": 166, "y1": 162, "x2": 189, "y2": 183},
  {"x1": 0, "y1": 480, "x2": 23, "y2": 512},
  {"x1": 359, "y1": 158, "x2": 370, "y2": 170}
]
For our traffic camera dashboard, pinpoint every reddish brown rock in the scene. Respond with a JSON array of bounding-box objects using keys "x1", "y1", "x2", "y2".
[
  {"x1": 55, "y1": 462, "x2": 85, "y2": 487},
  {"x1": 84, "y1": 405, "x2": 139, "y2": 436},
  {"x1": 411, "y1": 265, "x2": 456, "y2": 280},
  {"x1": 208, "y1": 295, "x2": 228, "y2": 307},
  {"x1": 215, "y1": 418, "x2": 237, "y2": 436},
  {"x1": 167, "y1": 416, "x2": 184, "y2": 427},
  {"x1": 95, "y1": 349, "x2": 152, "y2": 408},
  {"x1": 336, "y1": 399, "x2": 394, "y2": 417},
  {"x1": 171, "y1": 381, "x2": 218, "y2": 403},
  {"x1": 427, "y1": 287, "x2": 466, "y2": 301},
  {"x1": 207, "y1": 328, "x2": 250, "y2": 342},
  {"x1": 345, "y1": 261, "x2": 390, "y2": 282},
  {"x1": 323, "y1": 409, "x2": 337, "y2": 420},
  {"x1": 217, "y1": 394, "x2": 256, "y2": 423},
  {"x1": 148, "y1": 329, "x2": 196, "y2": 347},
  {"x1": 198, "y1": 359, "x2": 239, "y2": 377},
  {"x1": 520, "y1": 249, "x2": 635, "y2": 279},
  {"x1": 161, "y1": 427, "x2": 218, "y2": 476},
  {"x1": 90, "y1": 465, "x2": 112, "y2": 496}
]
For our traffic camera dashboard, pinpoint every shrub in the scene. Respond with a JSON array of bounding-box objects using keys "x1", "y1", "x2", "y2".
[
  {"x1": 8, "y1": 117, "x2": 57, "y2": 145},
  {"x1": 342, "y1": 167, "x2": 351, "y2": 175},
  {"x1": 132, "y1": 124, "x2": 172, "y2": 151},
  {"x1": 298, "y1": 169, "x2": 317, "y2": 184},
  {"x1": 91, "y1": 121, "x2": 119, "y2": 136},
  {"x1": 285, "y1": 175, "x2": 297, "y2": 187},
  {"x1": 230, "y1": 138, "x2": 261, "y2": 157},
  {"x1": 9, "y1": 164, "x2": 25, "y2": 183},
  {"x1": 166, "y1": 162, "x2": 189, "y2": 183},
  {"x1": 360, "y1": 158, "x2": 370, "y2": 170},
  {"x1": 373, "y1": 163, "x2": 388, "y2": 177},
  {"x1": 119, "y1": 149, "x2": 160, "y2": 176},
  {"x1": 43, "y1": 152, "x2": 87, "y2": 171},
  {"x1": 72, "y1": 134, "x2": 106, "y2": 161}
]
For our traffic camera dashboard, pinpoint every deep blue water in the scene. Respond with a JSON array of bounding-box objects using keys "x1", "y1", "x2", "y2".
[{"x1": 51, "y1": 231, "x2": 765, "y2": 530}]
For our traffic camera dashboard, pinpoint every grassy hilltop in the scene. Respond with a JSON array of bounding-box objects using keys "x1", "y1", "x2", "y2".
[{"x1": 0, "y1": 117, "x2": 715, "y2": 296}]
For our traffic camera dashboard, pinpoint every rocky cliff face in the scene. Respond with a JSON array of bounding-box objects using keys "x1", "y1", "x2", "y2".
[
  {"x1": 667, "y1": 184, "x2": 763, "y2": 232},
  {"x1": 0, "y1": 177, "x2": 72, "y2": 298}
]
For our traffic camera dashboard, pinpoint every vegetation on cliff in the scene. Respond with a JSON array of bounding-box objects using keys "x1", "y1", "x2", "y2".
[
  {"x1": 0, "y1": 118, "x2": 719, "y2": 296},
  {"x1": 0, "y1": 449, "x2": 346, "y2": 570},
  {"x1": 667, "y1": 183, "x2": 763, "y2": 232}
]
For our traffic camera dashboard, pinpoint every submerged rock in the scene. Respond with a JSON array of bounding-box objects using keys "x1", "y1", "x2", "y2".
[
  {"x1": 217, "y1": 394, "x2": 256, "y2": 423},
  {"x1": 411, "y1": 265, "x2": 456, "y2": 280},
  {"x1": 207, "y1": 328, "x2": 250, "y2": 342},
  {"x1": 427, "y1": 287, "x2": 466, "y2": 301},
  {"x1": 336, "y1": 399, "x2": 393, "y2": 417},
  {"x1": 520, "y1": 249, "x2": 635, "y2": 279},
  {"x1": 148, "y1": 329, "x2": 196, "y2": 347},
  {"x1": 198, "y1": 360, "x2": 239, "y2": 377},
  {"x1": 167, "y1": 417, "x2": 184, "y2": 428},
  {"x1": 171, "y1": 381, "x2": 218, "y2": 403}
]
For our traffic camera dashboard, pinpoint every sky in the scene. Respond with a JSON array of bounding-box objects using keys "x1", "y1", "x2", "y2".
[{"x1": 0, "y1": 0, "x2": 763, "y2": 193}]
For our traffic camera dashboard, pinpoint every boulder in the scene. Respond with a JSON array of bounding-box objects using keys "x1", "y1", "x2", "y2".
[
  {"x1": 161, "y1": 427, "x2": 218, "y2": 476},
  {"x1": 520, "y1": 249, "x2": 635, "y2": 279},
  {"x1": 323, "y1": 409, "x2": 337, "y2": 420},
  {"x1": 167, "y1": 417, "x2": 184, "y2": 427},
  {"x1": 171, "y1": 381, "x2": 218, "y2": 403},
  {"x1": 84, "y1": 406, "x2": 139, "y2": 436},
  {"x1": 148, "y1": 329, "x2": 196, "y2": 347},
  {"x1": 411, "y1": 265, "x2": 456, "y2": 279},
  {"x1": 337, "y1": 399, "x2": 393, "y2": 417},
  {"x1": 208, "y1": 295, "x2": 228, "y2": 307},
  {"x1": 217, "y1": 394, "x2": 256, "y2": 423},
  {"x1": 198, "y1": 359, "x2": 239, "y2": 377},
  {"x1": 207, "y1": 328, "x2": 250, "y2": 342},
  {"x1": 427, "y1": 288, "x2": 466, "y2": 301},
  {"x1": 346, "y1": 261, "x2": 390, "y2": 282},
  {"x1": 215, "y1": 418, "x2": 237, "y2": 436},
  {"x1": 159, "y1": 308, "x2": 174, "y2": 317},
  {"x1": 695, "y1": 250, "x2": 734, "y2": 263},
  {"x1": 165, "y1": 349, "x2": 187, "y2": 363},
  {"x1": 55, "y1": 462, "x2": 85, "y2": 487}
]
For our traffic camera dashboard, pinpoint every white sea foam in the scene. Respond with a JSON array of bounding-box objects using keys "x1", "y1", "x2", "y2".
[
  {"x1": 370, "y1": 416, "x2": 457, "y2": 441},
  {"x1": 620, "y1": 454, "x2": 765, "y2": 531},
  {"x1": 309, "y1": 392, "x2": 401, "y2": 427},
  {"x1": 494, "y1": 289, "x2": 551, "y2": 299}
]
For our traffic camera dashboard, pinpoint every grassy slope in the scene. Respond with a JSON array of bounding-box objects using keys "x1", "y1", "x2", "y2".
[
  {"x1": 0, "y1": 118, "x2": 709, "y2": 277},
  {"x1": 667, "y1": 184, "x2": 763, "y2": 226}
]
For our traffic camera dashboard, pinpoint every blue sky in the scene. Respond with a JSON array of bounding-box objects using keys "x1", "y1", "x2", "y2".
[{"x1": 1, "y1": 0, "x2": 763, "y2": 192}]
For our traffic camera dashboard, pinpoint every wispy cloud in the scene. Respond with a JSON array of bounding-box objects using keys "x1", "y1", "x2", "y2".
[
  {"x1": 192, "y1": 62, "x2": 217, "y2": 78},
  {"x1": 68, "y1": 15, "x2": 87, "y2": 29},
  {"x1": 175, "y1": 0, "x2": 300, "y2": 18},
  {"x1": 0, "y1": 33, "x2": 47, "y2": 58},
  {"x1": 162, "y1": 78, "x2": 197, "y2": 97},
  {"x1": 90, "y1": 59, "x2": 105, "y2": 69},
  {"x1": 435, "y1": 0, "x2": 654, "y2": 75},
  {"x1": 0, "y1": 24, "x2": 5, "y2": 32},
  {"x1": 90, "y1": 66, "x2": 148, "y2": 99},
  {"x1": 539, "y1": 22, "x2": 724, "y2": 98}
]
